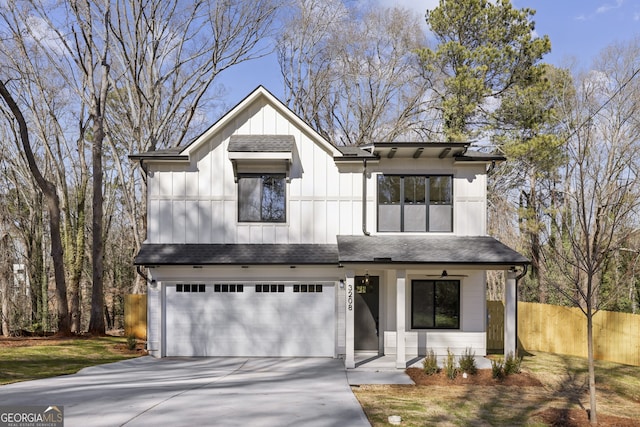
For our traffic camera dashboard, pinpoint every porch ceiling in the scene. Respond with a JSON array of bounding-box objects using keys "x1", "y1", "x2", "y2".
[{"x1": 336, "y1": 235, "x2": 529, "y2": 267}]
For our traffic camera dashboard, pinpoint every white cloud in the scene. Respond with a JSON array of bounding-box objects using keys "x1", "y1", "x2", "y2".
[
  {"x1": 374, "y1": 0, "x2": 440, "y2": 16},
  {"x1": 596, "y1": 0, "x2": 623, "y2": 14}
]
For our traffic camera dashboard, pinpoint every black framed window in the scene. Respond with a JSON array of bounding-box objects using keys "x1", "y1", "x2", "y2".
[
  {"x1": 411, "y1": 280, "x2": 460, "y2": 329},
  {"x1": 377, "y1": 175, "x2": 452, "y2": 232},
  {"x1": 238, "y1": 174, "x2": 286, "y2": 222}
]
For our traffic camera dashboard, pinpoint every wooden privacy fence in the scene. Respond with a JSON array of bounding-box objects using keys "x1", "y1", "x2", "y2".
[
  {"x1": 125, "y1": 294, "x2": 147, "y2": 340},
  {"x1": 488, "y1": 300, "x2": 640, "y2": 366}
]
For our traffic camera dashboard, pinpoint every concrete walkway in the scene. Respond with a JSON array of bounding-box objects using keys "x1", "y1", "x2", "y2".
[{"x1": 0, "y1": 357, "x2": 370, "y2": 427}]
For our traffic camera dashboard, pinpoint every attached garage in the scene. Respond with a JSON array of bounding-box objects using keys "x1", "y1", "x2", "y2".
[{"x1": 164, "y1": 282, "x2": 336, "y2": 357}]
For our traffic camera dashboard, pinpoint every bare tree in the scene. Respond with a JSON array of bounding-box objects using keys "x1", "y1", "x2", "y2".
[
  {"x1": 278, "y1": 2, "x2": 433, "y2": 145},
  {"x1": 107, "y1": 0, "x2": 280, "y2": 293},
  {"x1": 0, "y1": 80, "x2": 71, "y2": 335},
  {"x1": 544, "y1": 40, "x2": 640, "y2": 425}
]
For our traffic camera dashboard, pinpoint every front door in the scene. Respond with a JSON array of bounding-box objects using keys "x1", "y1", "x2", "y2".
[{"x1": 354, "y1": 275, "x2": 379, "y2": 351}]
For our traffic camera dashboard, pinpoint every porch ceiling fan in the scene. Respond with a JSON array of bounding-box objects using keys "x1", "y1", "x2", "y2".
[{"x1": 423, "y1": 270, "x2": 469, "y2": 279}]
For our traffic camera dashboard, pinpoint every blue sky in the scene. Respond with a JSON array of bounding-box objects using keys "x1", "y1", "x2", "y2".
[{"x1": 218, "y1": 0, "x2": 640, "y2": 108}]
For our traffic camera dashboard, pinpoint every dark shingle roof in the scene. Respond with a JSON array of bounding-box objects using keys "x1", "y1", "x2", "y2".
[
  {"x1": 135, "y1": 237, "x2": 528, "y2": 267},
  {"x1": 128, "y1": 146, "x2": 188, "y2": 161},
  {"x1": 134, "y1": 243, "x2": 338, "y2": 266},
  {"x1": 228, "y1": 135, "x2": 295, "y2": 153},
  {"x1": 455, "y1": 150, "x2": 506, "y2": 162},
  {"x1": 334, "y1": 146, "x2": 378, "y2": 159},
  {"x1": 337, "y1": 235, "x2": 529, "y2": 265}
]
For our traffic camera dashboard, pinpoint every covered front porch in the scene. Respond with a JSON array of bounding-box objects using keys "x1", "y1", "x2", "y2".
[{"x1": 337, "y1": 235, "x2": 529, "y2": 369}]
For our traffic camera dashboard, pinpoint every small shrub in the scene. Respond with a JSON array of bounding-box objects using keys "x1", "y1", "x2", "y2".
[
  {"x1": 491, "y1": 358, "x2": 504, "y2": 380},
  {"x1": 458, "y1": 347, "x2": 477, "y2": 375},
  {"x1": 444, "y1": 348, "x2": 457, "y2": 380},
  {"x1": 127, "y1": 335, "x2": 137, "y2": 351},
  {"x1": 504, "y1": 351, "x2": 522, "y2": 375},
  {"x1": 422, "y1": 349, "x2": 440, "y2": 375}
]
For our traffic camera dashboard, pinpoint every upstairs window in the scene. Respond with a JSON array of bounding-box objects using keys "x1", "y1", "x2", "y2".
[
  {"x1": 377, "y1": 175, "x2": 452, "y2": 232},
  {"x1": 238, "y1": 174, "x2": 286, "y2": 222}
]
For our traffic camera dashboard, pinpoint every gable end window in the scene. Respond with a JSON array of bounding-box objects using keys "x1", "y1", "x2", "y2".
[
  {"x1": 238, "y1": 174, "x2": 286, "y2": 222},
  {"x1": 377, "y1": 175, "x2": 452, "y2": 232},
  {"x1": 411, "y1": 280, "x2": 460, "y2": 329}
]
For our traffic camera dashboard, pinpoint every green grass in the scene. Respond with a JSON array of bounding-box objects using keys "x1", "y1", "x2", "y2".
[
  {"x1": 522, "y1": 350, "x2": 640, "y2": 403},
  {"x1": 0, "y1": 336, "x2": 142, "y2": 385},
  {"x1": 354, "y1": 351, "x2": 640, "y2": 426}
]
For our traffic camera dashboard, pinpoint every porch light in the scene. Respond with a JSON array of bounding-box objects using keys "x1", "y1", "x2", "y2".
[
  {"x1": 364, "y1": 272, "x2": 370, "y2": 285},
  {"x1": 441, "y1": 270, "x2": 448, "y2": 278}
]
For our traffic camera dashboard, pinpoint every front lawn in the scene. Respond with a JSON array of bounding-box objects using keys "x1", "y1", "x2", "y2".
[
  {"x1": 0, "y1": 336, "x2": 144, "y2": 385},
  {"x1": 353, "y1": 351, "x2": 640, "y2": 426}
]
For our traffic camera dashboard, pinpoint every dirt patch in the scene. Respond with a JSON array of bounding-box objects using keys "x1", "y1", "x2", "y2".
[
  {"x1": 534, "y1": 407, "x2": 640, "y2": 427},
  {"x1": 406, "y1": 367, "x2": 543, "y2": 387}
]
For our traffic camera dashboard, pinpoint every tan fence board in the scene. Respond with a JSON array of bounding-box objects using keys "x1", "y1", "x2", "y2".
[
  {"x1": 124, "y1": 294, "x2": 147, "y2": 340},
  {"x1": 502, "y1": 301, "x2": 640, "y2": 366}
]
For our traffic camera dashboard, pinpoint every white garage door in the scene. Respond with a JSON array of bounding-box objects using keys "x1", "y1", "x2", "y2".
[{"x1": 165, "y1": 283, "x2": 335, "y2": 357}]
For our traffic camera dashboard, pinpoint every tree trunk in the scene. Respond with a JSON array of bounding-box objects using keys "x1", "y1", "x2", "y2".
[
  {"x1": 88, "y1": 115, "x2": 105, "y2": 335},
  {"x1": 587, "y1": 307, "x2": 598, "y2": 425},
  {"x1": 0, "y1": 80, "x2": 70, "y2": 335},
  {"x1": 67, "y1": 199, "x2": 86, "y2": 333}
]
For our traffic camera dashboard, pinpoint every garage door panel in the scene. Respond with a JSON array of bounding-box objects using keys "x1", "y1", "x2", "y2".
[{"x1": 165, "y1": 284, "x2": 335, "y2": 357}]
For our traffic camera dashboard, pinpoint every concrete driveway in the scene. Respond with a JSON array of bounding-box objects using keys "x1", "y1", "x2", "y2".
[{"x1": 0, "y1": 357, "x2": 371, "y2": 427}]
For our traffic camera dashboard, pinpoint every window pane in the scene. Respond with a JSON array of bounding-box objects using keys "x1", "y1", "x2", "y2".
[
  {"x1": 238, "y1": 177, "x2": 262, "y2": 221},
  {"x1": 435, "y1": 281, "x2": 460, "y2": 329},
  {"x1": 429, "y1": 205, "x2": 452, "y2": 232},
  {"x1": 262, "y1": 176, "x2": 286, "y2": 221},
  {"x1": 238, "y1": 175, "x2": 286, "y2": 222},
  {"x1": 378, "y1": 205, "x2": 401, "y2": 232},
  {"x1": 430, "y1": 176, "x2": 452, "y2": 204},
  {"x1": 404, "y1": 176, "x2": 426, "y2": 204},
  {"x1": 411, "y1": 281, "x2": 435, "y2": 328},
  {"x1": 404, "y1": 205, "x2": 426, "y2": 232},
  {"x1": 377, "y1": 175, "x2": 401, "y2": 204}
]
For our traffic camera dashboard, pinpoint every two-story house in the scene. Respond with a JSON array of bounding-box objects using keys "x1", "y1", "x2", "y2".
[{"x1": 131, "y1": 86, "x2": 528, "y2": 368}]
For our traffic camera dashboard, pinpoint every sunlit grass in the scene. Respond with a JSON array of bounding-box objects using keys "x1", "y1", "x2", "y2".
[
  {"x1": 353, "y1": 351, "x2": 640, "y2": 426},
  {"x1": 0, "y1": 336, "x2": 142, "y2": 385}
]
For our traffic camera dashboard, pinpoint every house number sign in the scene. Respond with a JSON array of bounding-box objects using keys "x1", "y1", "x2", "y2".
[{"x1": 347, "y1": 283, "x2": 353, "y2": 311}]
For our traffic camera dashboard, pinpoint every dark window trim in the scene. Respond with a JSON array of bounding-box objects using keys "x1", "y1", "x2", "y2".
[
  {"x1": 411, "y1": 279, "x2": 460, "y2": 330},
  {"x1": 237, "y1": 173, "x2": 287, "y2": 223},
  {"x1": 377, "y1": 174, "x2": 453, "y2": 232}
]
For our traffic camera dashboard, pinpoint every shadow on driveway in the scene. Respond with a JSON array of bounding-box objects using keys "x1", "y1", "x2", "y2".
[{"x1": 0, "y1": 357, "x2": 371, "y2": 427}]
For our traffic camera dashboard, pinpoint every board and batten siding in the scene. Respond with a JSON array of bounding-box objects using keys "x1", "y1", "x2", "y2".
[{"x1": 147, "y1": 100, "x2": 364, "y2": 244}]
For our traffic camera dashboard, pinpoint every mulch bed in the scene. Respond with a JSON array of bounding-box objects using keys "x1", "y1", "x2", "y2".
[{"x1": 405, "y1": 367, "x2": 543, "y2": 387}]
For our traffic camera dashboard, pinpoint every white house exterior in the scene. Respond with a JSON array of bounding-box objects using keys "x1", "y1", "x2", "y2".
[{"x1": 131, "y1": 86, "x2": 528, "y2": 368}]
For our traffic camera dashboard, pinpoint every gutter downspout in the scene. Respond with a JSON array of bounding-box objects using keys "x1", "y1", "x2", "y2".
[
  {"x1": 362, "y1": 159, "x2": 370, "y2": 236},
  {"x1": 136, "y1": 265, "x2": 152, "y2": 284}
]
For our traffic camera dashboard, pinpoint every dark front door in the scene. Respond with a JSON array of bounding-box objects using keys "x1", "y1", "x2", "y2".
[{"x1": 354, "y1": 275, "x2": 379, "y2": 351}]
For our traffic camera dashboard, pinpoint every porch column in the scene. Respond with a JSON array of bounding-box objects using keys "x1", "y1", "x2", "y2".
[
  {"x1": 345, "y1": 271, "x2": 355, "y2": 369},
  {"x1": 396, "y1": 269, "x2": 406, "y2": 369},
  {"x1": 504, "y1": 270, "x2": 517, "y2": 358}
]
